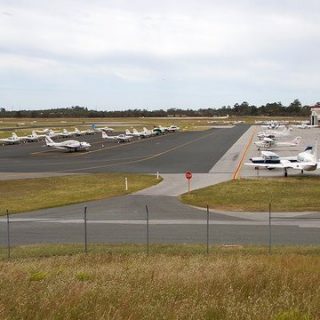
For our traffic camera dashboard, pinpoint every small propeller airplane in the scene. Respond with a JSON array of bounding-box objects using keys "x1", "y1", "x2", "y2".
[
  {"x1": 0, "y1": 133, "x2": 21, "y2": 145},
  {"x1": 245, "y1": 143, "x2": 319, "y2": 177},
  {"x1": 254, "y1": 136, "x2": 301, "y2": 150},
  {"x1": 257, "y1": 127, "x2": 292, "y2": 140},
  {"x1": 45, "y1": 136, "x2": 91, "y2": 152},
  {"x1": 102, "y1": 131, "x2": 133, "y2": 143}
]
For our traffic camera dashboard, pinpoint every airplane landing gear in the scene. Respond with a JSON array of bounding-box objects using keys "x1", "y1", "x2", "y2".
[{"x1": 284, "y1": 168, "x2": 288, "y2": 177}]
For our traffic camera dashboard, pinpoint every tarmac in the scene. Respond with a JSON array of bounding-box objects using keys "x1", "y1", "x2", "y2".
[{"x1": 0, "y1": 124, "x2": 319, "y2": 247}]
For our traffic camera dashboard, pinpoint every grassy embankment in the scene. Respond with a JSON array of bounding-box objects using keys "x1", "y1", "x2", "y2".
[
  {"x1": 181, "y1": 177, "x2": 320, "y2": 212},
  {"x1": 0, "y1": 244, "x2": 319, "y2": 319},
  {"x1": 0, "y1": 173, "x2": 161, "y2": 214}
]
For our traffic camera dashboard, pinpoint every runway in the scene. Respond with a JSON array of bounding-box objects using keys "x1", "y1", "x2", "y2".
[
  {"x1": 0, "y1": 125, "x2": 248, "y2": 174},
  {"x1": 1, "y1": 124, "x2": 319, "y2": 248}
]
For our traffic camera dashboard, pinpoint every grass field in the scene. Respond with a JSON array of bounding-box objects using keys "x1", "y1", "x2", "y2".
[
  {"x1": 0, "y1": 244, "x2": 319, "y2": 319},
  {"x1": 0, "y1": 173, "x2": 161, "y2": 214},
  {"x1": 181, "y1": 177, "x2": 320, "y2": 212}
]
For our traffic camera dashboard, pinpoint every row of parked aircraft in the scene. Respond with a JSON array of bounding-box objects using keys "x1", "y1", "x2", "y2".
[
  {"x1": 0, "y1": 124, "x2": 180, "y2": 152},
  {"x1": 0, "y1": 128, "x2": 96, "y2": 145},
  {"x1": 246, "y1": 123, "x2": 320, "y2": 176}
]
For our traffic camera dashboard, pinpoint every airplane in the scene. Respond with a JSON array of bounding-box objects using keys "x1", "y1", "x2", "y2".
[
  {"x1": 45, "y1": 136, "x2": 91, "y2": 152},
  {"x1": 245, "y1": 143, "x2": 320, "y2": 177},
  {"x1": 254, "y1": 136, "x2": 301, "y2": 150},
  {"x1": 101, "y1": 131, "x2": 133, "y2": 143},
  {"x1": 75, "y1": 128, "x2": 95, "y2": 136},
  {"x1": 61, "y1": 129, "x2": 74, "y2": 138},
  {"x1": 35, "y1": 128, "x2": 51, "y2": 134},
  {"x1": 153, "y1": 125, "x2": 168, "y2": 135},
  {"x1": 24, "y1": 130, "x2": 46, "y2": 142},
  {"x1": 142, "y1": 127, "x2": 154, "y2": 137},
  {"x1": 167, "y1": 125, "x2": 180, "y2": 132},
  {"x1": 46, "y1": 129, "x2": 64, "y2": 139},
  {"x1": 257, "y1": 127, "x2": 292, "y2": 140},
  {"x1": 0, "y1": 133, "x2": 21, "y2": 145},
  {"x1": 248, "y1": 146, "x2": 314, "y2": 165},
  {"x1": 92, "y1": 124, "x2": 114, "y2": 132},
  {"x1": 125, "y1": 129, "x2": 140, "y2": 138}
]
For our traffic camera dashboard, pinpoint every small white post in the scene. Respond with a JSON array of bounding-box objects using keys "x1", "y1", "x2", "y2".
[
  {"x1": 125, "y1": 177, "x2": 128, "y2": 191},
  {"x1": 156, "y1": 171, "x2": 159, "y2": 179}
]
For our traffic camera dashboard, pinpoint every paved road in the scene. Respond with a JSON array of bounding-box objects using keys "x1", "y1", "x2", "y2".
[{"x1": 0, "y1": 195, "x2": 319, "y2": 247}]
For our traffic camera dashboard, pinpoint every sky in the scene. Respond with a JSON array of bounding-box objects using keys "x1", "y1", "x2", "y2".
[{"x1": 1, "y1": 0, "x2": 320, "y2": 110}]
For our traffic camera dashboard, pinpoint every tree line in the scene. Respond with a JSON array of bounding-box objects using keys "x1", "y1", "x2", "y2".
[{"x1": 0, "y1": 99, "x2": 317, "y2": 118}]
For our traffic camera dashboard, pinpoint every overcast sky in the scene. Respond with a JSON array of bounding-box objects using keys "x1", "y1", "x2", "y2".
[{"x1": 1, "y1": 0, "x2": 320, "y2": 110}]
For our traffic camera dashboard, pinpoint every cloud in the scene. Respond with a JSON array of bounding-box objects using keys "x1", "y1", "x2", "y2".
[{"x1": 1, "y1": 0, "x2": 320, "y2": 108}]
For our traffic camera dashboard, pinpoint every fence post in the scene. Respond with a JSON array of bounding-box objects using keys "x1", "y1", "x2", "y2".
[
  {"x1": 84, "y1": 206, "x2": 87, "y2": 254},
  {"x1": 206, "y1": 204, "x2": 209, "y2": 255},
  {"x1": 268, "y1": 202, "x2": 272, "y2": 254},
  {"x1": 146, "y1": 205, "x2": 149, "y2": 255},
  {"x1": 6, "y1": 209, "x2": 10, "y2": 259},
  {"x1": 125, "y1": 177, "x2": 128, "y2": 191}
]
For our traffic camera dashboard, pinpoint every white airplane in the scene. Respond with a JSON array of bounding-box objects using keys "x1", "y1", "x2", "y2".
[
  {"x1": 125, "y1": 129, "x2": 140, "y2": 137},
  {"x1": 102, "y1": 131, "x2": 133, "y2": 143},
  {"x1": 92, "y1": 124, "x2": 114, "y2": 132},
  {"x1": 35, "y1": 128, "x2": 51, "y2": 134},
  {"x1": 25, "y1": 130, "x2": 46, "y2": 142},
  {"x1": 74, "y1": 128, "x2": 95, "y2": 136},
  {"x1": 167, "y1": 125, "x2": 180, "y2": 132},
  {"x1": 248, "y1": 146, "x2": 314, "y2": 165},
  {"x1": 142, "y1": 127, "x2": 154, "y2": 137},
  {"x1": 46, "y1": 129, "x2": 64, "y2": 139},
  {"x1": 61, "y1": 129, "x2": 74, "y2": 138},
  {"x1": 0, "y1": 133, "x2": 21, "y2": 145},
  {"x1": 257, "y1": 127, "x2": 292, "y2": 140},
  {"x1": 45, "y1": 136, "x2": 91, "y2": 152},
  {"x1": 153, "y1": 125, "x2": 168, "y2": 135},
  {"x1": 245, "y1": 143, "x2": 320, "y2": 177},
  {"x1": 254, "y1": 136, "x2": 301, "y2": 150}
]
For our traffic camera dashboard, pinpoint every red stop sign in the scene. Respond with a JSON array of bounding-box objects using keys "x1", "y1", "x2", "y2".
[{"x1": 185, "y1": 171, "x2": 192, "y2": 180}]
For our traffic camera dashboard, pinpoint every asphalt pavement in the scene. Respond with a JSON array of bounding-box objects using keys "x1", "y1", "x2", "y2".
[{"x1": 0, "y1": 124, "x2": 319, "y2": 247}]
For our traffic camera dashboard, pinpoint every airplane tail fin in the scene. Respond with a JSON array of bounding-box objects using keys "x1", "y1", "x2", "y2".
[
  {"x1": 125, "y1": 129, "x2": 131, "y2": 135},
  {"x1": 45, "y1": 136, "x2": 54, "y2": 145},
  {"x1": 133, "y1": 128, "x2": 138, "y2": 134},
  {"x1": 32, "y1": 130, "x2": 37, "y2": 136},
  {"x1": 102, "y1": 131, "x2": 108, "y2": 139}
]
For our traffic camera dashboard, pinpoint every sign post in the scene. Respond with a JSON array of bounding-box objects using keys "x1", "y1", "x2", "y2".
[{"x1": 185, "y1": 171, "x2": 192, "y2": 193}]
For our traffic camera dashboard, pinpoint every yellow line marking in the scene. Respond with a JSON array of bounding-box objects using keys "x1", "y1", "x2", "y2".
[
  {"x1": 59, "y1": 130, "x2": 218, "y2": 172},
  {"x1": 232, "y1": 126, "x2": 257, "y2": 180}
]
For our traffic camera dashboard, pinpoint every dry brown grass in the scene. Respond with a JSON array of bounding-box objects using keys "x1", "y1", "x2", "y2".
[{"x1": 0, "y1": 244, "x2": 319, "y2": 319}]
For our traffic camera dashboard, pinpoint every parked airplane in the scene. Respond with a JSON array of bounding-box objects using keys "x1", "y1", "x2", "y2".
[
  {"x1": 61, "y1": 129, "x2": 74, "y2": 138},
  {"x1": 25, "y1": 130, "x2": 46, "y2": 142},
  {"x1": 254, "y1": 137, "x2": 301, "y2": 150},
  {"x1": 248, "y1": 146, "x2": 314, "y2": 165},
  {"x1": 167, "y1": 125, "x2": 180, "y2": 132},
  {"x1": 46, "y1": 129, "x2": 64, "y2": 138},
  {"x1": 92, "y1": 124, "x2": 114, "y2": 132},
  {"x1": 45, "y1": 136, "x2": 91, "y2": 152},
  {"x1": 102, "y1": 131, "x2": 133, "y2": 143},
  {"x1": 0, "y1": 133, "x2": 21, "y2": 145},
  {"x1": 246, "y1": 143, "x2": 319, "y2": 177},
  {"x1": 125, "y1": 129, "x2": 140, "y2": 137},
  {"x1": 257, "y1": 127, "x2": 292, "y2": 140},
  {"x1": 74, "y1": 128, "x2": 95, "y2": 136}
]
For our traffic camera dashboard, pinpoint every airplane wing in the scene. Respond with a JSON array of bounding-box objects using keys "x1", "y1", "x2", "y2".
[{"x1": 244, "y1": 162, "x2": 288, "y2": 169}]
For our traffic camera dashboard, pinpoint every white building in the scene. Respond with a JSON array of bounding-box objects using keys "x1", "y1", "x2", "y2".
[{"x1": 310, "y1": 105, "x2": 320, "y2": 126}]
